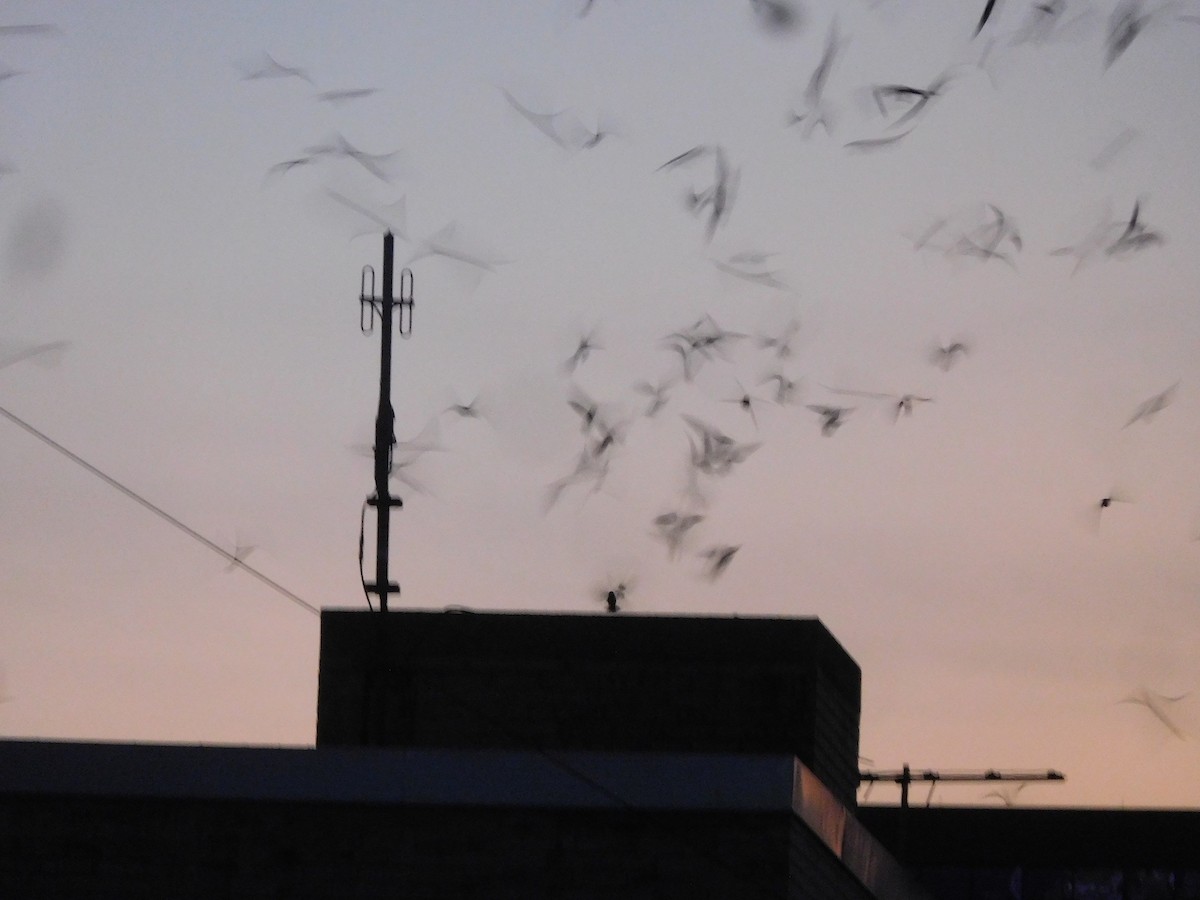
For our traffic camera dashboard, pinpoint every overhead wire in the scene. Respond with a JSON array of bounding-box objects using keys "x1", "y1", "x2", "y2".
[{"x1": 0, "y1": 401, "x2": 320, "y2": 618}]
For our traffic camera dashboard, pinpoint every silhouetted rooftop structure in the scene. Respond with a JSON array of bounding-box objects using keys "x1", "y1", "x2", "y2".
[{"x1": 316, "y1": 610, "x2": 863, "y2": 805}]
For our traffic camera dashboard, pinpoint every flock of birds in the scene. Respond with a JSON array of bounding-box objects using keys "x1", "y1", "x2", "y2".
[
  {"x1": 236, "y1": 0, "x2": 1189, "y2": 610},
  {"x1": 1, "y1": 0, "x2": 1197, "y2": 794}
]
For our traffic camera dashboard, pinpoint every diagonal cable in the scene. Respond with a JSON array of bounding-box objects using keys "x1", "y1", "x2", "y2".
[{"x1": 0, "y1": 402, "x2": 319, "y2": 617}]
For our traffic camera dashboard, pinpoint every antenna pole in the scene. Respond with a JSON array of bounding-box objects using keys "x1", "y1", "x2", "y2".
[{"x1": 359, "y1": 231, "x2": 414, "y2": 612}]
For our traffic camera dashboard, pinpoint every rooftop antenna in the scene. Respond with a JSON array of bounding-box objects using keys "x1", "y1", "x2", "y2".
[
  {"x1": 860, "y1": 764, "x2": 1065, "y2": 808},
  {"x1": 359, "y1": 231, "x2": 414, "y2": 612}
]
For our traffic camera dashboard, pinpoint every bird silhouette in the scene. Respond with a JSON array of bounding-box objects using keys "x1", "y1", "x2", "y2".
[
  {"x1": 1089, "y1": 488, "x2": 1134, "y2": 532},
  {"x1": 1105, "y1": 0, "x2": 1150, "y2": 68},
  {"x1": 756, "y1": 318, "x2": 802, "y2": 360},
  {"x1": 405, "y1": 221, "x2": 506, "y2": 272},
  {"x1": 1124, "y1": 382, "x2": 1177, "y2": 427},
  {"x1": 1120, "y1": 687, "x2": 1190, "y2": 739},
  {"x1": 711, "y1": 257, "x2": 790, "y2": 290},
  {"x1": 1106, "y1": 199, "x2": 1164, "y2": 256},
  {"x1": 930, "y1": 340, "x2": 970, "y2": 371},
  {"x1": 304, "y1": 132, "x2": 399, "y2": 182},
  {"x1": 564, "y1": 329, "x2": 602, "y2": 373},
  {"x1": 499, "y1": 87, "x2": 570, "y2": 148},
  {"x1": 844, "y1": 128, "x2": 916, "y2": 152},
  {"x1": 983, "y1": 782, "x2": 1027, "y2": 807},
  {"x1": 633, "y1": 376, "x2": 676, "y2": 418},
  {"x1": 598, "y1": 579, "x2": 632, "y2": 613},
  {"x1": 749, "y1": 0, "x2": 803, "y2": 33},
  {"x1": 786, "y1": 22, "x2": 841, "y2": 136},
  {"x1": 824, "y1": 385, "x2": 933, "y2": 421},
  {"x1": 975, "y1": 0, "x2": 1000, "y2": 37},
  {"x1": 239, "y1": 52, "x2": 312, "y2": 83},
  {"x1": 316, "y1": 87, "x2": 378, "y2": 105},
  {"x1": 223, "y1": 541, "x2": 257, "y2": 574},
  {"x1": 760, "y1": 372, "x2": 802, "y2": 405},
  {"x1": 700, "y1": 544, "x2": 740, "y2": 580},
  {"x1": 808, "y1": 404, "x2": 853, "y2": 435},
  {"x1": 683, "y1": 415, "x2": 761, "y2": 475},
  {"x1": 443, "y1": 392, "x2": 489, "y2": 423},
  {"x1": 658, "y1": 146, "x2": 739, "y2": 241},
  {"x1": 0, "y1": 339, "x2": 70, "y2": 371},
  {"x1": 653, "y1": 511, "x2": 705, "y2": 560},
  {"x1": 567, "y1": 385, "x2": 605, "y2": 434},
  {"x1": 0, "y1": 24, "x2": 61, "y2": 37},
  {"x1": 725, "y1": 379, "x2": 766, "y2": 429}
]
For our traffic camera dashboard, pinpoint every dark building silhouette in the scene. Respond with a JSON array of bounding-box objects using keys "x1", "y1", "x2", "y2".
[
  {"x1": 858, "y1": 805, "x2": 1200, "y2": 898},
  {"x1": 316, "y1": 610, "x2": 862, "y2": 806},
  {"x1": 2, "y1": 609, "x2": 1199, "y2": 897}
]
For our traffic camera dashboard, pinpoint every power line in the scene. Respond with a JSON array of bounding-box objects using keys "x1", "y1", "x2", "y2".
[{"x1": 0, "y1": 401, "x2": 319, "y2": 618}]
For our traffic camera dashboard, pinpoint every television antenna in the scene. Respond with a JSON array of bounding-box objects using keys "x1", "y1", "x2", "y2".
[{"x1": 859, "y1": 764, "x2": 1065, "y2": 808}]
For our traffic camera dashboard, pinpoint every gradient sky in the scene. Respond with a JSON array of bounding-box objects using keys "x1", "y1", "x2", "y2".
[{"x1": 2, "y1": 0, "x2": 1200, "y2": 809}]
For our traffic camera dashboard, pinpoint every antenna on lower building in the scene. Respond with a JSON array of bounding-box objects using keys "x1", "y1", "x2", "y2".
[
  {"x1": 860, "y1": 764, "x2": 1065, "y2": 808},
  {"x1": 358, "y1": 231, "x2": 414, "y2": 613}
]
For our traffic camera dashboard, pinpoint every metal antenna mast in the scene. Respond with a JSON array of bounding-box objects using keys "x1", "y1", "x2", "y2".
[{"x1": 359, "y1": 231, "x2": 414, "y2": 612}]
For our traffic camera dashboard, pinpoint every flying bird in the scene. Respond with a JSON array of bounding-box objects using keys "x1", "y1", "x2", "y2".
[
  {"x1": 975, "y1": 0, "x2": 1001, "y2": 37},
  {"x1": 406, "y1": 221, "x2": 506, "y2": 272},
  {"x1": 316, "y1": 87, "x2": 379, "y2": 105},
  {"x1": 1120, "y1": 687, "x2": 1190, "y2": 739},
  {"x1": 304, "y1": 132, "x2": 399, "y2": 182},
  {"x1": 239, "y1": 53, "x2": 311, "y2": 83},
  {"x1": 786, "y1": 22, "x2": 841, "y2": 136},
  {"x1": 872, "y1": 71, "x2": 955, "y2": 130},
  {"x1": 711, "y1": 257, "x2": 790, "y2": 290},
  {"x1": 556, "y1": 109, "x2": 621, "y2": 151},
  {"x1": 921, "y1": 202, "x2": 1022, "y2": 266},
  {"x1": 760, "y1": 372, "x2": 802, "y2": 406},
  {"x1": 653, "y1": 511, "x2": 705, "y2": 560},
  {"x1": 683, "y1": 415, "x2": 761, "y2": 475},
  {"x1": 266, "y1": 157, "x2": 317, "y2": 180},
  {"x1": 564, "y1": 329, "x2": 602, "y2": 373},
  {"x1": 750, "y1": 0, "x2": 803, "y2": 34},
  {"x1": 756, "y1": 318, "x2": 802, "y2": 360},
  {"x1": 844, "y1": 129, "x2": 915, "y2": 152},
  {"x1": 1098, "y1": 493, "x2": 1131, "y2": 510},
  {"x1": 700, "y1": 544, "x2": 740, "y2": 580},
  {"x1": 1106, "y1": 198, "x2": 1164, "y2": 256},
  {"x1": 823, "y1": 385, "x2": 932, "y2": 421},
  {"x1": 1105, "y1": 0, "x2": 1150, "y2": 68},
  {"x1": 0, "y1": 24, "x2": 61, "y2": 37},
  {"x1": 658, "y1": 145, "x2": 739, "y2": 241},
  {"x1": 808, "y1": 404, "x2": 853, "y2": 435},
  {"x1": 499, "y1": 88, "x2": 569, "y2": 148},
  {"x1": 544, "y1": 444, "x2": 611, "y2": 511},
  {"x1": 983, "y1": 783, "x2": 1027, "y2": 807},
  {"x1": 1081, "y1": 483, "x2": 1134, "y2": 531},
  {"x1": 633, "y1": 377, "x2": 676, "y2": 418},
  {"x1": 1124, "y1": 383, "x2": 1177, "y2": 427},
  {"x1": 1090, "y1": 127, "x2": 1139, "y2": 170},
  {"x1": 724, "y1": 379, "x2": 766, "y2": 429},
  {"x1": 0, "y1": 339, "x2": 70, "y2": 371},
  {"x1": 662, "y1": 314, "x2": 745, "y2": 380},
  {"x1": 443, "y1": 393, "x2": 489, "y2": 422},
  {"x1": 223, "y1": 542, "x2": 257, "y2": 574},
  {"x1": 567, "y1": 385, "x2": 605, "y2": 434}
]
